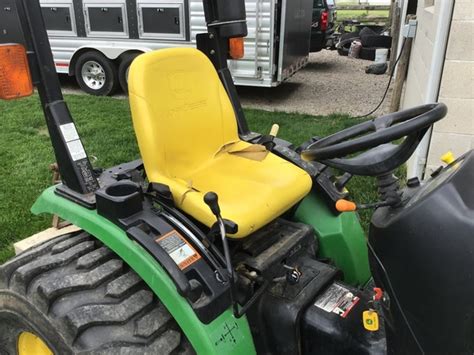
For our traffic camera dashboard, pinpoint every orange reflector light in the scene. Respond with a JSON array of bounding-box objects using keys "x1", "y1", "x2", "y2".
[
  {"x1": 0, "y1": 44, "x2": 33, "y2": 100},
  {"x1": 229, "y1": 37, "x2": 244, "y2": 59},
  {"x1": 335, "y1": 199, "x2": 357, "y2": 212}
]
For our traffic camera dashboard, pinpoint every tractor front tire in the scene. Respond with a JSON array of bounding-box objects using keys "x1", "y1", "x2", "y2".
[{"x1": 0, "y1": 231, "x2": 193, "y2": 355}]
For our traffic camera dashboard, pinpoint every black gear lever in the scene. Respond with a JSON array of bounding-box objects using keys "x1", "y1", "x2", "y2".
[
  {"x1": 204, "y1": 192, "x2": 233, "y2": 281},
  {"x1": 204, "y1": 192, "x2": 221, "y2": 217},
  {"x1": 204, "y1": 192, "x2": 247, "y2": 317}
]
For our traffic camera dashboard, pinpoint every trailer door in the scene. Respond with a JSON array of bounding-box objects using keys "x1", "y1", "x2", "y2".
[
  {"x1": 40, "y1": 1, "x2": 77, "y2": 36},
  {"x1": 0, "y1": 0, "x2": 24, "y2": 44},
  {"x1": 276, "y1": 0, "x2": 313, "y2": 82}
]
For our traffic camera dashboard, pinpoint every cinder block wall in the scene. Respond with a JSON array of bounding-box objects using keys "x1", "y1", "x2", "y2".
[{"x1": 403, "y1": 0, "x2": 473, "y2": 175}]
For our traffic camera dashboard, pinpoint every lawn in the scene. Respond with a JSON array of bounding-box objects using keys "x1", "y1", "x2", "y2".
[
  {"x1": 0, "y1": 94, "x2": 379, "y2": 264},
  {"x1": 335, "y1": 8, "x2": 390, "y2": 29},
  {"x1": 337, "y1": 9, "x2": 389, "y2": 20}
]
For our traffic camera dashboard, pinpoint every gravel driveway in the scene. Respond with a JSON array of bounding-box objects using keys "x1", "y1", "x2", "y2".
[
  {"x1": 238, "y1": 49, "x2": 392, "y2": 117},
  {"x1": 61, "y1": 50, "x2": 392, "y2": 117}
]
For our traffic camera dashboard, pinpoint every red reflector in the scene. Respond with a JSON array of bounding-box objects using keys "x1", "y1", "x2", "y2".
[
  {"x1": 373, "y1": 287, "x2": 383, "y2": 301},
  {"x1": 320, "y1": 11, "x2": 328, "y2": 32},
  {"x1": 0, "y1": 44, "x2": 34, "y2": 100},
  {"x1": 229, "y1": 37, "x2": 245, "y2": 60}
]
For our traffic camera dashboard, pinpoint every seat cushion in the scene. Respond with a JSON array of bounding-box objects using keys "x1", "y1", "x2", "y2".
[
  {"x1": 155, "y1": 141, "x2": 312, "y2": 238},
  {"x1": 128, "y1": 48, "x2": 312, "y2": 238}
]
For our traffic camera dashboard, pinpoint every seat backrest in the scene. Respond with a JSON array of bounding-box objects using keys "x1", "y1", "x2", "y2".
[{"x1": 128, "y1": 48, "x2": 239, "y2": 182}]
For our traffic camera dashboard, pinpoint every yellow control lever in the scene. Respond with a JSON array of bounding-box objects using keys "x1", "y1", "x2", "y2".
[{"x1": 270, "y1": 124, "x2": 279, "y2": 137}]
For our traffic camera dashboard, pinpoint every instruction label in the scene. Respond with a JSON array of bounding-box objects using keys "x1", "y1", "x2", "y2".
[
  {"x1": 60, "y1": 123, "x2": 86, "y2": 161},
  {"x1": 314, "y1": 283, "x2": 359, "y2": 318},
  {"x1": 66, "y1": 140, "x2": 87, "y2": 161},
  {"x1": 60, "y1": 123, "x2": 80, "y2": 142},
  {"x1": 155, "y1": 230, "x2": 201, "y2": 270}
]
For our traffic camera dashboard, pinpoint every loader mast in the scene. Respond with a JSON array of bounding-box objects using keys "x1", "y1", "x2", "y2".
[
  {"x1": 14, "y1": 0, "x2": 100, "y2": 196},
  {"x1": 197, "y1": 0, "x2": 250, "y2": 136},
  {"x1": 9, "y1": 0, "x2": 250, "y2": 198}
]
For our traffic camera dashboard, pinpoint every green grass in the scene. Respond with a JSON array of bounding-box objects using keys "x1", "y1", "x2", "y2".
[
  {"x1": 0, "y1": 94, "x2": 379, "y2": 263},
  {"x1": 337, "y1": 9, "x2": 389, "y2": 20},
  {"x1": 336, "y1": 9, "x2": 389, "y2": 30}
]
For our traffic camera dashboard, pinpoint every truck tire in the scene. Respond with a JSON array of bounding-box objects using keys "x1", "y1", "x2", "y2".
[
  {"x1": 359, "y1": 47, "x2": 391, "y2": 61},
  {"x1": 118, "y1": 53, "x2": 140, "y2": 94},
  {"x1": 0, "y1": 231, "x2": 194, "y2": 355},
  {"x1": 337, "y1": 38, "x2": 356, "y2": 56},
  {"x1": 75, "y1": 51, "x2": 119, "y2": 96},
  {"x1": 336, "y1": 32, "x2": 359, "y2": 56},
  {"x1": 359, "y1": 47, "x2": 377, "y2": 61},
  {"x1": 360, "y1": 35, "x2": 392, "y2": 49}
]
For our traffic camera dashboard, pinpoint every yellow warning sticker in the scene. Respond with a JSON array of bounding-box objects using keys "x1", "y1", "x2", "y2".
[{"x1": 155, "y1": 230, "x2": 201, "y2": 270}]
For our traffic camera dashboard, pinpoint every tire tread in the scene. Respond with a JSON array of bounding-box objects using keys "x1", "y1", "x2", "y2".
[{"x1": 0, "y1": 232, "x2": 192, "y2": 354}]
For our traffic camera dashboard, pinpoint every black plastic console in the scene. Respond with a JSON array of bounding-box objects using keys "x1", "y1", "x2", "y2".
[{"x1": 369, "y1": 150, "x2": 474, "y2": 354}]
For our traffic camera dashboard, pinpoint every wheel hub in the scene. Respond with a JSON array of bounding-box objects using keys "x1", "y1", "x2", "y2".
[
  {"x1": 17, "y1": 331, "x2": 53, "y2": 355},
  {"x1": 81, "y1": 60, "x2": 106, "y2": 90}
]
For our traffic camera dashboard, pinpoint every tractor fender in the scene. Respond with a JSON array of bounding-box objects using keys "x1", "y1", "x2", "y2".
[{"x1": 31, "y1": 186, "x2": 256, "y2": 355}]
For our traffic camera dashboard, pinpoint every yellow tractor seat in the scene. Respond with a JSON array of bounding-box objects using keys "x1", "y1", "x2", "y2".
[{"x1": 128, "y1": 48, "x2": 312, "y2": 238}]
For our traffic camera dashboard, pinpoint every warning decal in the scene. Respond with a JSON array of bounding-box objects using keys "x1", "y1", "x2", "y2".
[
  {"x1": 60, "y1": 123, "x2": 87, "y2": 161},
  {"x1": 155, "y1": 230, "x2": 201, "y2": 270},
  {"x1": 66, "y1": 139, "x2": 87, "y2": 161},
  {"x1": 314, "y1": 283, "x2": 359, "y2": 318},
  {"x1": 60, "y1": 123, "x2": 80, "y2": 142}
]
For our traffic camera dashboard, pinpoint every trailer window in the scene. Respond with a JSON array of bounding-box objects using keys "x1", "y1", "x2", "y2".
[
  {"x1": 40, "y1": 1, "x2": 76, "y2": 36},
  {"x1": 84, "y1": 1, "x2": 128, "y2": 38},
  {"x1": 137, "y1": 0, "x2": 186, "y2": 40}
]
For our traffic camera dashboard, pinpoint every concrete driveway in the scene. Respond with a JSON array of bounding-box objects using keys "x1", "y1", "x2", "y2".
[{"x1": 237, "y1": 50, "x2": 392, "y2": 117}]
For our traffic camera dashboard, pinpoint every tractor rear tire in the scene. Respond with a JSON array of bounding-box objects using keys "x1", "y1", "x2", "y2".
[{"x1": 0, "y1": 231, "x2": 194, "y2": 355}]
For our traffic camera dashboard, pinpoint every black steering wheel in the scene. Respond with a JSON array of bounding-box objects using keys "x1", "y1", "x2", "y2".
[{"x1": 301, "y1": 103, "x2": 447, "y2": 176}]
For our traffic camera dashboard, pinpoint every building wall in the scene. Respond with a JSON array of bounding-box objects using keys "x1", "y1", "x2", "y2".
[{"x1": 402, "y1": 0, "x2": 473, "y2": 175}]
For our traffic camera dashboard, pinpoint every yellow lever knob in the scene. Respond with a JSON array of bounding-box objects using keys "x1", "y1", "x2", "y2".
[
  {"x1": 441, "y1": 151, "x2": 455, "y2": 165},
  {"x1": 363, "y1": 310, "x2": 380, "y2": 331},
  {"x1": 270, "y1": 124, "x2": 280, "y2": 137}
]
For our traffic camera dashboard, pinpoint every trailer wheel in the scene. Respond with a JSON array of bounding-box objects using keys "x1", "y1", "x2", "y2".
[
  {"x1": 75, "y1": 51, "x2": 119, "y2": 96},
  {"x1": 119, "y1": 53, "x2": 140, "y2": 94},
  {"x1": 0, "y1": 231, "x2": 194, "y2": 354}
]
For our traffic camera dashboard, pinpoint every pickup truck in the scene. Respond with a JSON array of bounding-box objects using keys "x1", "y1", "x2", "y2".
[{"x1": 310, "y1": 0, "x2": 337, "y2": 52}]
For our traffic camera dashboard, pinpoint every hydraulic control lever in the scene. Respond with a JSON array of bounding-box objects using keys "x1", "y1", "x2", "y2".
[
  {"x1": 257, "y1": 123, "x2": 279, "y2": 150},
  {"x1": 204, "y1": 192, "x2": 233, "y2": 279},
  {"x1": 204, "y1": 192, "x2": 243, "y2": 317},
  {"x1": 204, "y1": 192, "x2": 270, "y2": 318}
]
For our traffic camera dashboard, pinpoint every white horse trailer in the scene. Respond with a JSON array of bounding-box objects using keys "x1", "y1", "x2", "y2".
[{"x1": 0, "y1": 0, "x2": 313, "y2": 95}]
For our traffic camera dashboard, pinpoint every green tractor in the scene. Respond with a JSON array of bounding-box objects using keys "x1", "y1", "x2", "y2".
[{"x1": 1, "y1": 0, "x2": 473, "y2": 354}]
